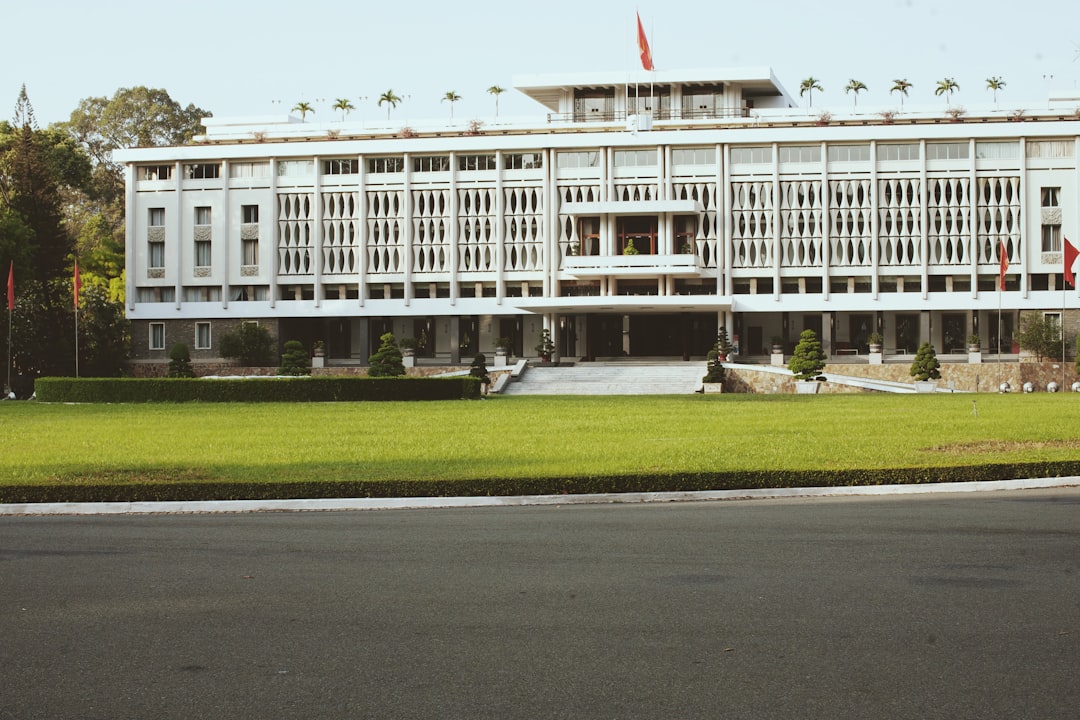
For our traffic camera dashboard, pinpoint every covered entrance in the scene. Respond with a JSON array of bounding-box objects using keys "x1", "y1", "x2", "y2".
[{"x1": 585, "y1": 312, "x2": 716, "y2": 359}]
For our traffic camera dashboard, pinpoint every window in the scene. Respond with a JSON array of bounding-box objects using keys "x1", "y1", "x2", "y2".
[
  {"x1": 975, "y1": 142, "x2": 1019, "y2": 160},
  {"x1": 367, "y1": 157, "x2": 405, "y2": 173},
  {"x1": 458, "y1": 154, "x2": 497, "y2": 171},
  {"x1": 926, "y1": 142, "x2": 969, "y2": 160},
  {"x1": 149, "y1": 208, "x2": 165, "y2": 226},
  {"x1": 148, "y1": 240, "x2": 165, "y2": 268},
  {"x1": 556, "y1": 151, "x2": 601, "y2": 169},
  {"x1": 195, "y1": 322, "x2": 211, "y2": 350},
  {"x1": 195, "y1": 239, "x2": 212, "y2": 266},
  {"x1": 680, "y1": 85, "x2": 724, "y2": 118},
  {"x1": 613, "y1": 149, "x2": 656, "y2": 167},
  {"x1": 779, "y1": 145, "x2": 821, "y2": 163},
  {"x1": 185, "y1": 163, "x2": 220, "y2": 179},
  {"x1": 323, "y1": 158, "x2": 359, "y2": 175},
  {"x1": 730, "y1": 146, "x2": 772, "y2": 164},
  {"x1": 1044, "y1": 313, "x2": 1062, "y2": 338},
  {"x1": 672, "y1": 147, "x2": 716, "y2": 165},
  {"x1": 277, "y1": 160, "x2": 314, "y2": 177},
  {"x1": 230, "y1": 162, "x2": 271, "y2": 178},
  {"x1": 242, "y1": 204, "x2": 259, "y2": 223},
  {"x1": 412, "y1": 156, "x2": 451, "y2": 172},
  {"x1": 149, "y1": 323, "x2": 165, "y2": 351},
  {"x1": 1042, "y1": 187, "x2": 1060, "y2": 207},
  {"x1": 504, "y1": 153, "x2": 543, "y2": 169},
  {"x1": 1042, "y1": 224, "x2": 1062, "y2": 252},
  {"x1": 195, "y1": 206, "x2": 211, "y2": 225},
  {"x1": 827, "y1": 145, "x2": 870, "y2": 162},
  {"x1": 242, "y1": 239, "x2": 258, "y2": 265},
  {"x1": 877, "y1": 143, "x2": 920, "y2": 162},
  {"x1": 139, "y1": 165, "x2": 172, "y2": 181},
  {"x1": 1027, "y1": 140, "x2": 1074, "y2": 159}
]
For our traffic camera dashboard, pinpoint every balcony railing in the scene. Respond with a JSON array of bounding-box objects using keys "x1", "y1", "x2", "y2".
[
  {"x1": 562, "y1": 253, "x2": 703, "y2": 277},
  {"x1": 547, "y1": 107, "x2": 751, "y2": 124}
]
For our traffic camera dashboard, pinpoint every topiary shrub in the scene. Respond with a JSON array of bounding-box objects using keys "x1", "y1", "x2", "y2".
[
  {"x1": 278, "y1": 340, "x2": 311, "y2": 376},
  {"x1": 909, "y1": 342, "x2": 942, "y2": 381},
  {"x1": 469, "y1": 353, "x2": 490, "y2": 389},
  {"x1": 702, "y1": 350, "x2": 725, "y2": 384},
  {"x1": 368, "y1": 332, "x2": 405, "y2": 377},
  {"x1": 788, "y1": 329, "x2": 826, "y2": 381},
  {"x1": 167, "y1": 343, "x2": 195, "y2": 378},
  {"x1": 220, "y1": 323, "x2": 275, "y2": 366}
]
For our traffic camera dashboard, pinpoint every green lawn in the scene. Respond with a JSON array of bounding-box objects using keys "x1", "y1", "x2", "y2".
[{"x1": 2, "y1": 394, "x2": 1078, "y2": 499}]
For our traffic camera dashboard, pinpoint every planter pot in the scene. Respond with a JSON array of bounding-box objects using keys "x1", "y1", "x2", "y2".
[
  {"x1": 311, "y1": 356, "x2": 325, "y2": 369},
  {"x1": 868, "y1": 343, "x2": 882, "y2": 354},
  {"x1": 914, "y1": 380, "x2": 938, "y2": 393},
  {"x1": 702, "y1": 383, "x2": 724, "y2": 394},
  {"x1": 795, "y1": 380, "x2": 820, "y2": 394}
]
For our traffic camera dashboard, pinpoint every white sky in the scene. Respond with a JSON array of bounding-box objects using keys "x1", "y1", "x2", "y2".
[{"x1": 3, "y1": 0, "x2": 1080, "y2": 128}]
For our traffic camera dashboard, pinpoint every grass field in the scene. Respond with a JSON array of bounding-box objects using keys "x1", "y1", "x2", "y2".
[{"x1": 2, "y1": 394, "x2": 1079, "y2": 497}]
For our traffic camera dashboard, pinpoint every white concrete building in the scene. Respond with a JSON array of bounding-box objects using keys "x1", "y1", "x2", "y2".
[{"x1": 114, "y1": 68, "x2": 1080, "y2": 369}]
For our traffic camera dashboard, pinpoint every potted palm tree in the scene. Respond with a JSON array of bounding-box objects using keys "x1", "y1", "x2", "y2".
[
  {"x1": 910, "y1": 342, "x2": 941, "y2": 392},
  {"x1": 789, "y1": 329, "x2": 827, "y2": 393}
]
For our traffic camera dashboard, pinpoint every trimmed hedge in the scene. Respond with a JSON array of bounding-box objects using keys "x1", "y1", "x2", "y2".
[
  {"x1": 35, "y1": 376, "x2": 481, "y2": 403},
  {"x1": 1, "y1": 460, "x2": 1078, "y2": 505}
]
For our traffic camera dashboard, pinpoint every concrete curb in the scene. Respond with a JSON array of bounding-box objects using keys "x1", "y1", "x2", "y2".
[{"x1": 1, "y1": 477, "x2": 1077, "y2": 516}]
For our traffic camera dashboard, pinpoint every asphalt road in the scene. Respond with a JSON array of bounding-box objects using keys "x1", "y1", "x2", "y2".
[{"x1": 1, "y1": 489, "x2": 1078, "y2": 719}]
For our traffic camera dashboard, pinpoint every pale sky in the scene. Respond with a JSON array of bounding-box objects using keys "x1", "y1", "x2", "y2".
[{"x1": 3, "y1": 0, "x2": 1079, "y2": 129}]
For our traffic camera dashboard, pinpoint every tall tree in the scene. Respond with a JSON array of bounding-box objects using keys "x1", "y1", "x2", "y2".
[
  {"x1": 442, "y1": 91, "x2": 462, "y2": 119},
  {"x1": 487, "y1": 85, "x2": 505, "y2": 117},
  {"x1": 799, "y1": 77, "x2": 823, "y2": 109},
  {"x1": 332, "y1": 98, "x2": 355, "y2": 121},
  {"x1": 890, "y1": 78, "x2": 912, "y2": 110},
  {"x1": 378, "y1": 90, "x2": 402, "y2": 121},
  {"x1": 935, "y1": 78, "x2": 959, "y2": 106},
  {"x1": 292, "y1": 101, "x2": 314, "y2": 121},
  {"x1": 844, "y1": 79, "x2": 867, "y2": 110},
  {"x1": 986, "y1": 76, "x2": 1006, "y2": 105}
]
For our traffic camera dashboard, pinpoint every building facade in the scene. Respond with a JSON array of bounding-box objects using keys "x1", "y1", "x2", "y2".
[{"x1": 115, "y1": 68, "x2": 1080, "y2": 369}]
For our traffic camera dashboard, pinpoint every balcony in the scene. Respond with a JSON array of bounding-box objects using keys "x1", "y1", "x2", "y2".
[{"x1": 562, "y1": 253, "x2": 704, "y2": 278}]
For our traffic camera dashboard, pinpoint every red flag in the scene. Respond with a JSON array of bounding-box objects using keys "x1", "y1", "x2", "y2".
[
  {"x1": 636, "y1": 13, "x2": 654, "y2": 72},
  {"x1": 1065, "y1": 237, "x2": 1079, "y2": 288},
  {"x1": 6, "y1": 261, "x2": 13, "y2": 311},
  {"x1": 73, "y1": 259, "x2": 81, "y2": 308},
  {"x1": 998, "y1": 240, "x2": 1009, "y2": 290}
]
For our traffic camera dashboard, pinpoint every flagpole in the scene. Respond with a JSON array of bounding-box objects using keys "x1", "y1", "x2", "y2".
[{"x1": 74, "y1": 258, "x2": 80, "y2": 379}]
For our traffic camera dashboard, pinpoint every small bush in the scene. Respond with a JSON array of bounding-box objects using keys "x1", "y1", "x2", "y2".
[
  {"x1": 788, "y1": 329, "x2": 826, "y2": 381},
  {"x1": 278, "y1": 340, "x2": 311, "y2": 376},
  {"x1": 369, "y1": 332, "x2": 405, "y2": 377},
  {"x1": 168, "y1": 343, "x2": 195, "y2": 378},
  {"x1": 220, "y1": 323, "x2": 275, "y2": 366},
  {"x1": 909, "y1": 343, "x2": 942, "y2": 381}
]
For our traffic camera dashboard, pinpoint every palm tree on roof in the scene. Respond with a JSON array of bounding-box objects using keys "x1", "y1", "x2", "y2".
[
  {"x1": 442, "y1": 91, "x2": 462, "y2": 119},
  {"x1": 890, "y1": 78, "x2": 912, "y2": 111},
  {"x1": 332, "y1": 98, "x2": 355, "y2": 121},
  {"x1": 488, "y1": 85, "x2": 506, "y2": 118},
  {"x1": 935, "y1": 78, "x2": 959, "y2": 106},
  {"x1": 799, "y1": 77, "x2": 823, "y2": 109},
  {"x1": 986, "y1": 76, "x2": 1006, "y2": 106},
  {"x1": 292, "y1": 101, "x2": 314, "y2": 122},
  {"x1": 844, "y1": 79, "x2": 867, "y2": 110},
  {"x1": 378, "y1": 90, "x2": 402, "y2": 121}
]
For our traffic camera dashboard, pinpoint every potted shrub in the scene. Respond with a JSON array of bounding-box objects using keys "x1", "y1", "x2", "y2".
[
  {"x1": 469, "y1": 353, "x2": 491, "y2": 394},
  {"x1": 910, "y1": 342, "x2": 941, "y2": 392},
  {"x1": 368, "y1": 332, "x2": 405, "y2": 377},
  {"x1": 715, "y1": 326, "x2": 733, "y2": 361},
  {"x1": 701, "y1": 349, "x2": 726, "y2": 393},
  {"x1": 278, "y1": 340, "x2": 311, "y2": 376},
  {"x1": 966, "y1": 334, "x2": 980, "y2": 352},
  {"x1": 868, "y1": 332, "x2": 883, "y2": 354},
  {"x1": 311, "y1": 339, "x2": 327, "y2": 368},
  {"x1": 535, "y1": 329, "x2": 556, "y2": 363},
  {"x1": 770, "y1": 336, "x2": 784, "y2": 354},
  {"x1": 494, "y1": 337, "x2": 512, "y2": 367},
  {"x1": 789, "y1": 329, "x2": 827, "y2": 393}
]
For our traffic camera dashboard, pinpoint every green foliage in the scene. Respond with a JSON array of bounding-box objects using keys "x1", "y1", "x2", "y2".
[
  {"x1": 535, "y1": 328, "x2": 556, "y2": 359},
  {"x1": 1016, "y1": 313, "x2": 1064, "y2": 361},
  {"x1": 279, "y1": 340, "x2": 311, "y2": 376},
  {"x1": 220, "y1": 323, "x2": 275, "y2": 366},
  {"x1": 702, "y1": 350, "x2": 725, "y2": 384},
  {"x1": 622, "y1": 239, "x2": 639, "y2": 255},
  {"x1": 909, "y1": 342, "x2": 942, "y2": 381},
  {"x1": 469, "y1": 353, "x2": 490, "y2": 386},
  {"x1": 368, "y1": 332, "x2": 405, "y2": 377},
  {"x1": 34, "y1": 376, "x2": 480, "y2": 403},
  {"x1": 8, "y1": 278, "x2": 76, "y2": 379},
  {"x1": 76, "y1": 284, "x2": 130, "y2": 377},
  {"x1": 715, "y1": 326, "x2": 733, "y2": 357},
  {"x1": 788, "y1": 329, "x2": 827, "y2": 381},
  {"x1": 168, "y1": 343, "x2": 195, "y2": 378}
]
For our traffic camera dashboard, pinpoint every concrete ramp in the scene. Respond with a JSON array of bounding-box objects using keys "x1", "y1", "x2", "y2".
[{"x1": 500, "y1": 361, "x2": 706, "y2": 395}]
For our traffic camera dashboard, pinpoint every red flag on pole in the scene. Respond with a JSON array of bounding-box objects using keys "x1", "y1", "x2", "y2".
[
  {"x1": 6, "y1": 261, "x2": 13, "y2": 311},
  {"x1": 998, "y1": 240, "x2": 1009, "y2": 290},
  {"x1": 73, "y1": 259, "x2": 81, "y2": 308},
  {"x1": 1065, "y1": 237, "x2": 1079, "y2": 288},
  {"x1": 636, "y1": 13, "x2": 654, "y2": 71}
]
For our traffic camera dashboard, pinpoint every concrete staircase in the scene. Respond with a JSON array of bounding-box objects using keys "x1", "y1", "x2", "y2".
[{"x1": 500, "y1": 361, "x2": 706, "y2": 395}]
